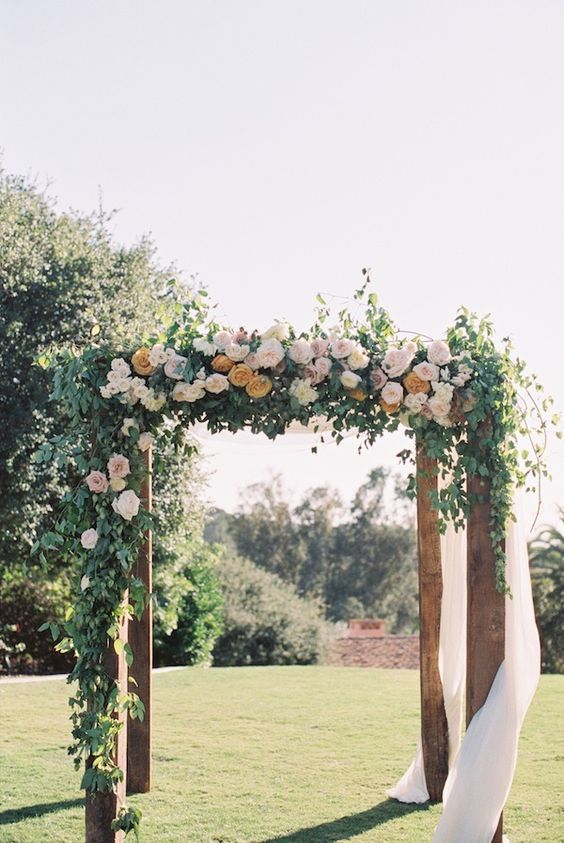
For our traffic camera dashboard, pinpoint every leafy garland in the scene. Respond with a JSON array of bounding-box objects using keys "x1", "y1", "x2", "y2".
[{"x1": 34, "y1": 275, "x2": 558, "y2": 833}]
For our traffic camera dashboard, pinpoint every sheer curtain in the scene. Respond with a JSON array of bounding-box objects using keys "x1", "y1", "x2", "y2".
[{"x1": 388, "y1": 496, "x2": 540, "y2": 843}]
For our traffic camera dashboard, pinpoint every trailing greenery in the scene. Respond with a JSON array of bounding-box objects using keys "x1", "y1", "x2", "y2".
[{"x1": 34, "y1": 275, "x2": 557, "y2": 835}]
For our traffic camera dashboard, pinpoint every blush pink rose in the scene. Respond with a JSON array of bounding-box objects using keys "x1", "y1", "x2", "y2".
[
  {"x1": 331, "y1": 338, "x2": 355, "y2": 359},
  {"x1": 303, "y1": 364, "x2": 321, "y2": 385},
  {"x1": 288, "y1": 339, "x2": 314, "y2": 365},
  {"x1": 370, "y1": 367, "x2": 388, "y2": 390},
  {"x1": 314, "y1": 357, "x2": 332, "y2": 380},
  {"x1": 381, "y1": 381, "x2": 404, "y2": 405},
  {"x1": 310, "y1": 338, "x2": 329, "y2": 357},
  {"x1": 85, "y1": 470, "x2": 109, "y2": 494},
  {"x1": 244, "y1": 352, "x2": 261, "y2": 371},
  {"x1": 107, "y1": 454, "x2": 131, "y2": 479}
]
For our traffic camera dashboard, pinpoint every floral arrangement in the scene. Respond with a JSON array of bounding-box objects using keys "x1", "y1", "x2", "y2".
[{"x1": 33, "y1": 274, "x2": 559, "y2": 835}]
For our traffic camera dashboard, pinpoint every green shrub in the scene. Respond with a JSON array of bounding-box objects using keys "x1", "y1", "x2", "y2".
[{"x1": 212, "y1": 554, "x2": 329, "y2": 666}]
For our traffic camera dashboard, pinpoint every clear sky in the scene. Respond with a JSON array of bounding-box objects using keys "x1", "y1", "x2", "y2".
[{"x1": 2, "y1": 1, "x2": 563, "y2": 526}]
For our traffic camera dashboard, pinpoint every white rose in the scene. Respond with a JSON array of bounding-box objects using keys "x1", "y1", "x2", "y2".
[
  {"x1": 121, "y1": 418, "x2": 138, "y2": 436},
  {"x1": 104, "y1": 382, "x2": 121, "y2": 396},
  {"x1": 413, "y1": 361, "x2": 440, "y2": 382},
  {"x1": 131, "y1": 378, "x2": 150, "y2": 399},
  {"x1": 381, "y1": 347, "x2": 414, "y2": 378},
  {"x1": 164, "y1": 354, "x2": 188, "y2": 380},
  {"x1": 138, "y1": 432, "x2": 153, "y2": 452},
  {"x1": 112, "y1": 489, "x2": 141, "y2": 521},
  {"x1": 80, "y1": 575, "x2": 90, "y2": 591},
  {"x1": 225, "y1": 343, "x2": 250, "y2": 362},
  {"x1": 340, "y1": 370, "x2": 362, "y2": 390},
  {"x1": 100, "y1": 385, "x2": 112, "y2": 399},
  {"x1": 148, "y1": 343, "x2": 169, "y2": 366},
  {"x1": 428, "y1": 340, "x2": 452, "y2": 366},
  {"x1": 288, "y1": 339, "x2": 314, "y2": 365},
  {"x1": 256, "y1": 338, "x2": 285, "y2": 369},
  {"x1": 381, "y1": 381, "x2": 404, "y2": 404},
  {"x1": 289, "y1": 377, "x2": 319, "y2": 406},
  {"x1": 110, "y1": 358, "x2": 131, "y2": 377},
  {"x1": 331, "y1": 338, "x2": 355, "y2": 359},
  {"x1": 213, "y1": 331, "x2": 234, "y2": 350},
  {"x1": 404, "y1": 393, "x2": 426, "y2": 414},
  {"x1": 116, "y1": 377, "x2": 132, "y2": 393},
  {"x1": 262, "y1": 322, "x2": 290, "y2": 341},
  {"x1": 432, "y1": 382, "x2": 455, "y2": 401},
  {"x1": 347, "y1": 347, "x2": 370, "y2": 371},
  {"x1": 205, "y1": 373, "x2": 230, "y2": 394},
  {"x1": 80, "y1": 528, "x2": 99, "y2": 550},
  {"x1": 194, "y1": 337, "x2": 217, "y2": 356},
  {"x1": 172, "y1": 381, "x2": 206, "y2": 402}
]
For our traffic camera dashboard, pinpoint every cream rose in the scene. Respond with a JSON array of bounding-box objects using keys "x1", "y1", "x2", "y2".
[
  {"x1": 80, "y1": 575, "x2": 90, "y2": 591},
  {"x1": 85, "y1": 470, "x2": 109, "y2": 494},
  {"x1": 148, "y1": 343, "x2": 169, "y2": 366},
  {"x1": 172, "y1": 381, "x2": 206, "y2": 402},
  {"x1": 347, "y1": 347, "x2": 370, "y2": 371},
  {"x1": 331, "y1": 338, "x2": 355, "y2": 359},
  {"x1": 256, "y1": 338, "x2": 285, "y2": 369},
  {"x1": 205, "y1": 373, "x2": 230, "y2": 394},
  {"x1": 80, "y1": 528, "x2": 99, "y2": 550},
  {"x1": 288, "y1": 339, "x2": 314, "y2": 365},
  {"x1": 107, "y1": 454, "x2": 130, "y2": 479},
  {"x1": 381, "y1": 381, "x2": 404, "y2": 405},
  {"x1": 261, "y1": 322, "x2": 290, "y2": 341},
  {"x1": 193, "y1": 337, "x2": 217, "y2": 356},
  {"x1": 164, "y1": 354, "x2": 188, "y2": 380},
  {"x1": 110, "y1": 358, "x2": 131, "y2": 377},
  {"x1": 121, "y1": 418, "x2": 138, "y2": 436},
  {"x1": 138, "y1": 432, "x2": 153, "y2": 452},
  {"x1": 289, "y1": 377, "x2": 318, "y2": 406},
  {"x1": 428, "y1": 340, "x2": 452, "y2": 366},
  {"x1": 110, "y1": 477, "x2": 127, "y2": 492},
  {"x1": 340, "y1": 370, "x2": 362, "y2": 390}
]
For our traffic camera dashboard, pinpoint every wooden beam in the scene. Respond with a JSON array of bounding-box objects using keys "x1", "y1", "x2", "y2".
[
  {"x1": 416, "y1": 439, "x2": 449, "y2": 802},
  {"x1": 467, "y1": 465, "x2": 506, "y2": 843},
  {"x1": 127, "y1": 445, "x2": 153, "y2": 794},
  {"x1": 85, "y1": 607, "x2": 128, "y2": 843}
]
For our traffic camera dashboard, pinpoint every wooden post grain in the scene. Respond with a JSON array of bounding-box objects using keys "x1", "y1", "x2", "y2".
[
  {"x1": 467, "y1": 456, "x2": 506, "y2": 842},
  {"x1": 127, "y1": 445, "x2": 153, "y2": 794},
  {"x1": 85, "y1": 607, "x2": 128, "y2": 843},
  {"x1": 416, "y1": 440, "x2": 449, "y2": 801}
]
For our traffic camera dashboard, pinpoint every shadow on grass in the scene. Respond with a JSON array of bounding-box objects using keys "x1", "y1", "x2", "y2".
[
  {"x1": 0, "y1": 798, "x2": 83, "y2": 826},
  {"x1": 258, "y1": 799, "x2": 432, "y2": 843}
]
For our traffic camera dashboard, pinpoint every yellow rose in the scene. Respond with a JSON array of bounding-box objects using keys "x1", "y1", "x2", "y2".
[
  {"x1": 380, "y1": 398, "x2": 400, "y2": 414},
  {"x1": 131, "y1": 347, "x2": 156, "y2": 376},
  {"x1": 228, "y1": 363, "x2": 254, "y2": 387},
  {"x1": 348, "y1": 387, "x2": 367, "y2": 401},
  {"x1": 403, "y1": 371, "x2": 431, "y2": 395},
  {"x1": 211, "y1": 354, "x2": 235, "y2": 374},
  {"x1": 246, "y1": 374, "x2": 273, "y2": 399}
]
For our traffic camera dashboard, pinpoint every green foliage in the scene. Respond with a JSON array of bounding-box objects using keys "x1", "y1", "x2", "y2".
[
  {"x1": 212, "y1": 554, "x2": 329, "y2": 666},
  {"x1": 530, "y1": 509, "x2": 564, "y2": 673},
  {"x1": 0, "y1": 168, "x2": 173, "y2": 581}
]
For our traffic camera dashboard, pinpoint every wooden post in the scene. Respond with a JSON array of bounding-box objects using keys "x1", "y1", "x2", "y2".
[
  {"x1": 416, "y1": 440, "x2": 449, "y2": 801},
  {"x1": 127, "y1": 445, "x2": 153, "y2": 794},
  {"x1": 467, "y1": 460, "x2": 506, "y2": 842},
  {"x1": 85, "y1": 607, "x2": 128, "y2": 843}
]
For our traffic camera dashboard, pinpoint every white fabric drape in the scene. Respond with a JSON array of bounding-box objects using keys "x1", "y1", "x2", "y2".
[{"x1": 387, "y1": 498, "x2": 541, "y2": 843}]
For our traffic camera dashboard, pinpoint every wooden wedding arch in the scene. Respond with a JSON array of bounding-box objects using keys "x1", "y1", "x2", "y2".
[{"x1": 39, "y1": 284, "x2": 540, "y2": 843}]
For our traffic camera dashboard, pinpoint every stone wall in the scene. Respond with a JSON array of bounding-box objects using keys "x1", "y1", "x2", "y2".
[{"x1": 328, "y1": 634, "x2": 420, "y2": 669}]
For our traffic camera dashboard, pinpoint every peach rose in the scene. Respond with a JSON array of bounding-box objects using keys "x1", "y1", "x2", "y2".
[
  {"x1": 131, "y1": 347, "x2": 156, "y2": 376},
  {"x1": 228, "y1": 364, "x2": 254, "y2": 387},
  {"x1": 107, "y1": 454, "x2": 131, "y2": 479},
  {"x1": 380, "y1": 399, "x2": 401, "y2": 414},
  {"x1": 211, "y1": 354, "x2": 235, "y2": 374},
  {"x1": 403, "y1": 372, "x2": 431, "y2": 395},
  {"x1": 349, "y1": 387, "x2": 367, "y2": 401},
  {"x1": 246, "y1": 374, "x2": 273, "y2": 399},
  {"x1": 85, "y1": 470, "x2": 109, "y2": 494}
]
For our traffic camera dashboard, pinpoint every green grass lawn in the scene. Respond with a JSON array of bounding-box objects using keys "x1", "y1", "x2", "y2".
[{"x1": 0, "y1": 667, "x2": 562, "y2": 842}]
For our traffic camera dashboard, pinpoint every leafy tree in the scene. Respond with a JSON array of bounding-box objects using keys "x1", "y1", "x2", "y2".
[
  {"x1": 530, "y1": 510, "x2": 564, "y2": 673},
  {"x1": 212, "y1": 553, "x2": 329, "y2": 666}
]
